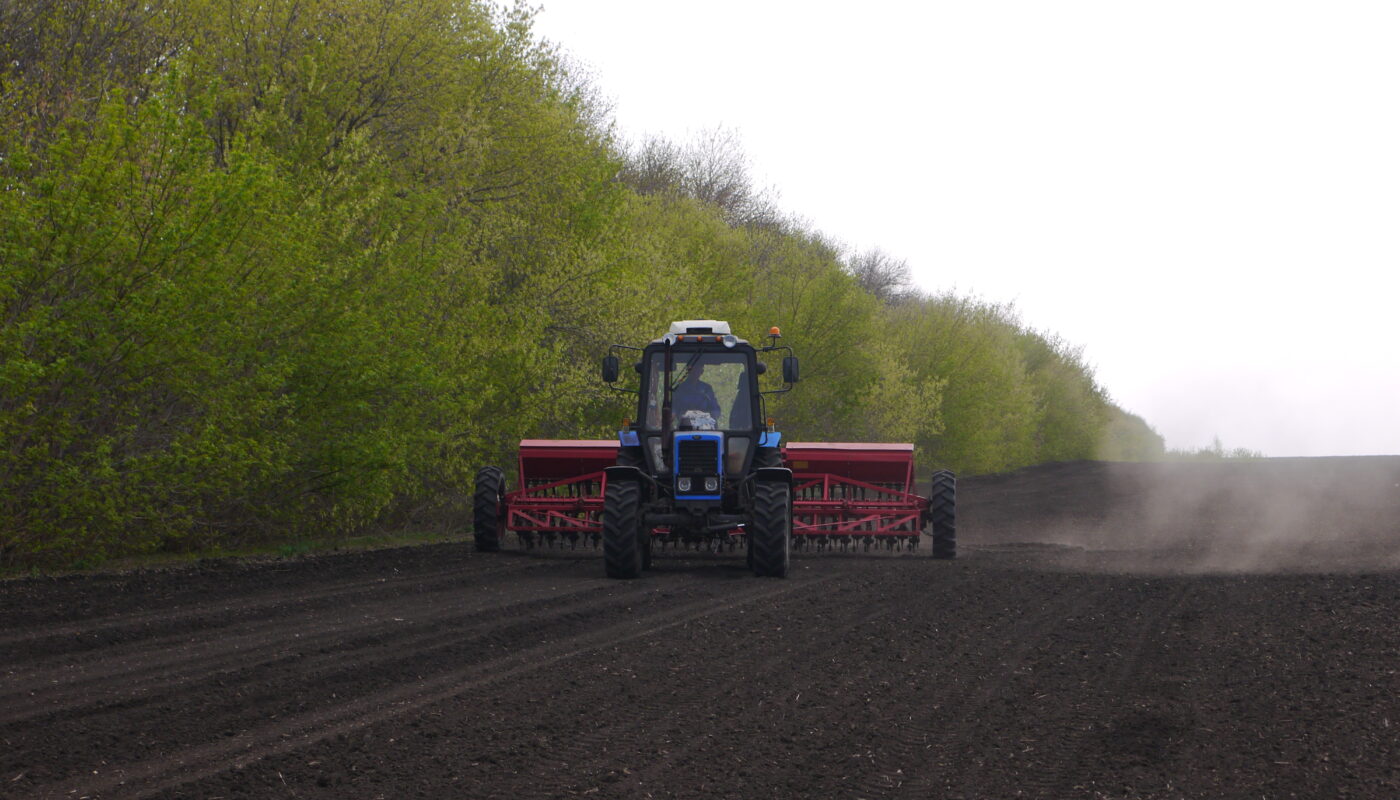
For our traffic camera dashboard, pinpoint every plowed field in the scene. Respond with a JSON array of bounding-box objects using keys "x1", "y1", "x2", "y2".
[{"x1": 4, "y1": 458, "x2": 1399, "y2": 799}]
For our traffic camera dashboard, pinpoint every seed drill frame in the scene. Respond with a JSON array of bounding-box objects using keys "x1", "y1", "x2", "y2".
[{"x1": 473, "y1": 321, "x2": 955, "y2": 577}]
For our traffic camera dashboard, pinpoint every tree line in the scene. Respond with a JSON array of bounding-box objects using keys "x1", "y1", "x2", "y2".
[{"x1": 0, "y1": 0, "x2": 1164, "y2": 567}]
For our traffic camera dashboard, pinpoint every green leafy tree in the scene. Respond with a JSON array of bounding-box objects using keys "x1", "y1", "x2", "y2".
[{"x1": 0, "y1": 0, "x2": 1173, "y2": 567}]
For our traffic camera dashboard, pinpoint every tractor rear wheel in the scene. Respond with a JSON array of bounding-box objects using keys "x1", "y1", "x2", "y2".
[
  {"x1": 753, "y1": 447, "x2": 783, "y2": 469},
  {"x1": 473, "y1": 466, "x2": 506, "y2": 552},
  {"x1": 617, "y1": 446, "x2": 645, "y2": 469},
  {"x1": 603, "y1": 479, "x2": 645, "y2": 579},
  {"x1": 928, "y1": 469, "x2": 956, "y2": 559},
  {"x1": 750, "y1": 481, "x2": 792, "y2": 577}
]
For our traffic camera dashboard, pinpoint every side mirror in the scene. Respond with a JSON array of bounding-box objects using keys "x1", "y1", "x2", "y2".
[
  {"x1": 783, "y1": 356, "x2": 799, "y2": 383},
  {"x1": 755, "y1": 362, "x2": 767, "y2": 375},
  {"x1": 602, "y1": 355, "x2": 619, "y2": 383}
]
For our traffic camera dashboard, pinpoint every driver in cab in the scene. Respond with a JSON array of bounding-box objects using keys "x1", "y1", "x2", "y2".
[{"x1": 673, "y1": 363, "x2": 720, "y2": 426}]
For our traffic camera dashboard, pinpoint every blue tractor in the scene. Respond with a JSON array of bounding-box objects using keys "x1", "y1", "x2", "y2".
[{"x1": 599, "y1": 320, "x2": 800, "y2": 579}]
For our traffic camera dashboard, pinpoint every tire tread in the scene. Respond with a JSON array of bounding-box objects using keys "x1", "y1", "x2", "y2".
[
  {"x1": 929, "y1": 469, "x2": 956, "y2": 559},
  {"x1": 751, "y1": 481, "x2": 791, "y2": 577},
  {"x1": 603, "y1": 480, "x2": 644, "y2": 579},
  {"x1": 473, "y1": 466, "x2": 505, "y2": 553}
]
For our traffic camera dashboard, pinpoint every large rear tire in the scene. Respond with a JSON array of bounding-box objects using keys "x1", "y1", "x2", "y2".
[
  {"x1": 473, "y1": 466, "x2": 506, "y2": 553},
  {"x1": 753, "y1": 447, "x2": 783, "y2": 470},
  {"x1": 603, "y1": 480, "x2": 644, "y2": 579},
  {"x1": 750, "y1": 481, "x2": 792, "y2": 577},
  {"x1": 617, "y1": 446, "x2": 645, "y2": 469},
  {"x1": 928, "y1": 469, "x2": 956, "y2": 559}
]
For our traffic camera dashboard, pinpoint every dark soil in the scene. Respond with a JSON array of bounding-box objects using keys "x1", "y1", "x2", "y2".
[{"x1": 3, "y1": 458, "x2": 1399, "y2": 799}]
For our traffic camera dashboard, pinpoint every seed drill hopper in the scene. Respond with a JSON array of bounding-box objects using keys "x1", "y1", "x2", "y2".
[{"x1": 473, "y1": 321, "x2": 955, "y2": 578}]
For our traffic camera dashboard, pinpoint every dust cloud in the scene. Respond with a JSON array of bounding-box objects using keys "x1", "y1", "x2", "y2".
[{"x1": 959, "y1": 458, "x2": 1400, "y2": 574}]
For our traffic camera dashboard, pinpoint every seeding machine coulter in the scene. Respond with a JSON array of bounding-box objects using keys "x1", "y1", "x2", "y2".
[{"x1": 472, "y1": 320, "x2": 956, "y2": 578}]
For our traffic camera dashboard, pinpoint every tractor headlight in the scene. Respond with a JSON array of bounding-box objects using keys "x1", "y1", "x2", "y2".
[
  {"x1": 677, "y1": 477, "x2": 692, "y2": 492},
  {"x1": 704, "y1": 477, "x2": 719, "y2": 492}
]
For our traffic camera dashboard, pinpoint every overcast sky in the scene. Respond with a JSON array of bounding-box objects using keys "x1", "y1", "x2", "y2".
[{"x1": 532, "y1": 1, "x2": 1400, "y2": 457}]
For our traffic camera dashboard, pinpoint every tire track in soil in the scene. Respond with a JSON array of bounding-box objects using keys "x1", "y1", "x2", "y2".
[
  {"x1": 434, "y1": 561, "x2": 994, "y2": 800},
  {"x1": 0, "y1": 575, "x2": 605, "y2": 726},
  {"x1": 844, "y1": 578, "x2": 1100, "y2": 800},
  {"x1": 910, "y1": 579, "x2": 1194, "y2": 799},
  {"x1": 25, "y1": 573, "x2": 832, "y2": 800},
  {"x1": 1026, "y1": 581, "x2": 1194, "y2": 799},
  {"x1": 0, "y1": 556, "x2": 550, "y2": 654},
  {"x1": 2, "y1": 568, "x2": 685, "y2": 775},
  {"x1": 2, "y1": 562, "x2": 592, "y2": 690},
  {"x1": 505, "y1": 575, "x2": 895, "y2": 800},
  {"x1": 618, "y1": 577, "x2": 946, "y2": 800},
  {"x1": 660, "y1": 587, "x2": 937, "y2": 800}
]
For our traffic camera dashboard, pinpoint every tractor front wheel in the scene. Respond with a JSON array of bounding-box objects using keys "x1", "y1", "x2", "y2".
[
  {"x1": 603, "y1": 480, "x2": 645, "y2": 579},
  {"x1": 928, "y1": 469, "x2": 956, "y2": 559},
  {"x1": 750, "y1": 481, "x2": 792, "y2": 577},
  {"x1": 473, "y1": 466, "x2": 506, "y2": 552}
]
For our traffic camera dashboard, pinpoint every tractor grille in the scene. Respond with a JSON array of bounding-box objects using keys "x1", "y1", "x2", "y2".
[{"x1": 677, "y1": 439, "x2": 720, "y2": 475}]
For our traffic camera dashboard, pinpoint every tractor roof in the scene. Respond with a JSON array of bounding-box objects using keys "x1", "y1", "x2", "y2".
[
  {"x1": 668, "y1": 320, "x2": 732, "y2": 335},
  {"x1": 647, "y1": 319, "x2": 751, "y2": 348}
]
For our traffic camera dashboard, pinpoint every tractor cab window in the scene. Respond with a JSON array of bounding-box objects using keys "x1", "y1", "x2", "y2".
[{"x1": 643, "y1": 351, "x2": 753, "y2": 432}]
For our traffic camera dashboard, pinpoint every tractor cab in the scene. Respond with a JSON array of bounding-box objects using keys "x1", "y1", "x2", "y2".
[
  {"x1": 592, "y1": 320, "x2": 799, "y2": 576},
  {"x1": 604, "y1": 320, "x2": 795, "y2": 493},
  {"x1": 638, "y1": 323, "x2": 760, "y2": 481}
]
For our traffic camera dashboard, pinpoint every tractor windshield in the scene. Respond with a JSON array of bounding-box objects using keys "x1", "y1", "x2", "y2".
[{"x1": 644, "y1": 351, "x2": 753, "y2": 432}]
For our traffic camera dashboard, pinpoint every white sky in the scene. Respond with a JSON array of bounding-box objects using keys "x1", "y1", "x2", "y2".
[{"x1": 533, "y1": 1, "x2": 1400, "y2": 457}]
